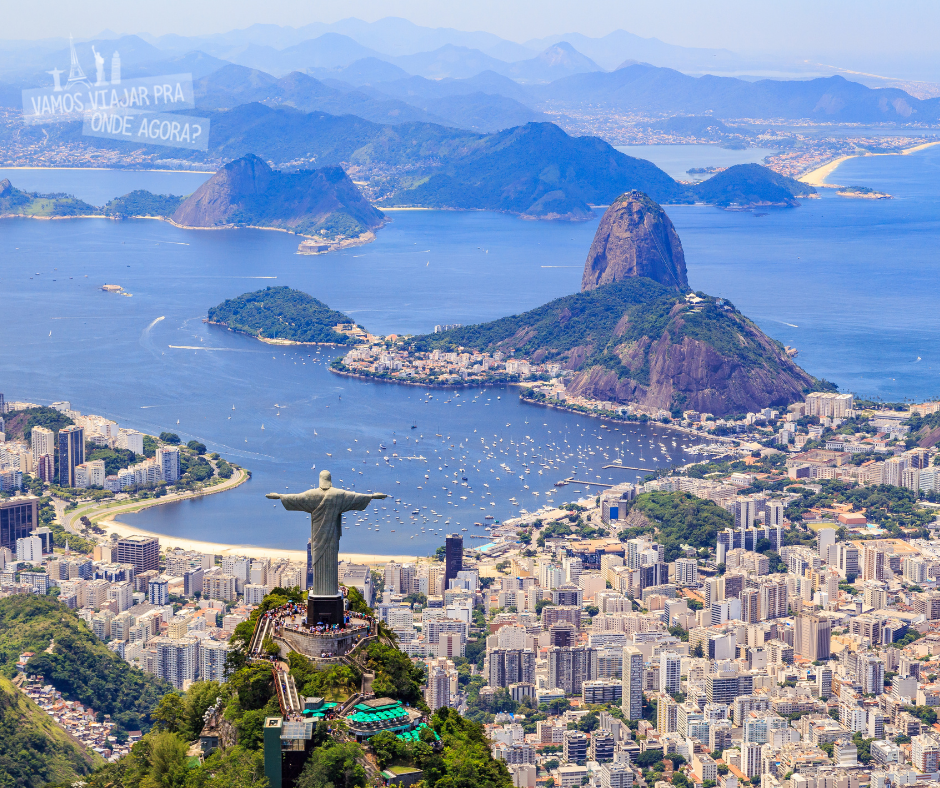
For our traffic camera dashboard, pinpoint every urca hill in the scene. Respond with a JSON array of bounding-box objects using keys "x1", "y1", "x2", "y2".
[{"x1": 418, "y1": 191, "x2": 819, "y2": 416}]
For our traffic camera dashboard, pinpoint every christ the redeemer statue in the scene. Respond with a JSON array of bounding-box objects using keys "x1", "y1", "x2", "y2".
[{"x1": 267, "y1": 470, "x2": 385, "y2": 625}]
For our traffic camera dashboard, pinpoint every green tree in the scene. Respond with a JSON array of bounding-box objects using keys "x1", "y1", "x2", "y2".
[
  {"x1": 296, "y1": 741, "x2": 367, "y2": 788},
  {"x1": 159, "y1": 432, "x2": 181, "y2": 445},
  {"x1": 140, "y1": 731, "x2": 188, "y2": 788}
]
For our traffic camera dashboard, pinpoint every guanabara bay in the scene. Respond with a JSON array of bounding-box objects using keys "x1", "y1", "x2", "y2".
[{"x1": 1, "y1": 6, "x2": 939, "y2": 788}]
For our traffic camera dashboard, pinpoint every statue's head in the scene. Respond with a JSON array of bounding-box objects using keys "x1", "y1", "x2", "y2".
[{"x1": 319, "y1": 470, "x2": 332, "y2": 490}]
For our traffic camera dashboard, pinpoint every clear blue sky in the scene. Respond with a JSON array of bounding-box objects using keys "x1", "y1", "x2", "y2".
[{"x1": 4, "y1": 0, "x2": 937, "y2": 59}]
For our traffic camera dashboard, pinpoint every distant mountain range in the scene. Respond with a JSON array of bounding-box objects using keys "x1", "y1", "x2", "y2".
[{"x1": 529, "y1": 64, "x2": 940, "y2": 123}]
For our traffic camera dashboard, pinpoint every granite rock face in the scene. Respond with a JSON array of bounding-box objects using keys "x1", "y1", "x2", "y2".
[{"x1": 581, "y1": 191, "x2": 688, "y2": 291}]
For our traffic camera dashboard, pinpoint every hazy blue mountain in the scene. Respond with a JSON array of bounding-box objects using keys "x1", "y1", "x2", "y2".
[
  {"x1": 47, "y1": 34, "x2": 164, "y2": 71},
  {"x1": 371, "y1": 70, "x2": 534, "y2": 105},
  {"x1": 525, "y1": 30, "x2": 743, "y2": 71},
  {"x1": 308, "y1": 57, "x2": 411, "y2": 85},
  {"x1": 390, "y1": 122, "x2": 690, "y2": 218},
  {"x1": 501, "y1": 42, "x2": 602, "y2": 83},
  {"x1": 413, "y1": 92, "x2": 547, "y2": 133},
  {"x1": 391, "y1": 45, "x2": 510, "y2": 80},
  {"x1": 220, "y1": 33, "x2": 383, "y2": 75},
  {"x1": 127, "y1": 50, "x2": 231, "y2": 80},
  {"x1": 194, "y1": 65, "x2": 447, "y2": 125},
  {"x1": 531, "y1": 63, "x2": 940, "y2": 122}
]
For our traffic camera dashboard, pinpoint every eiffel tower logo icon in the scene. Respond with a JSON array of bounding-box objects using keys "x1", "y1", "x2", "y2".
[{"x1": 65, "y1": 34, "x2": 91, "y2": 89}]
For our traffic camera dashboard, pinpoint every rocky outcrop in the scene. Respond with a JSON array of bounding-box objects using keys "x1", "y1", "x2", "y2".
[
  {"x1": 581, "y1": 191, "x2": 688, "y2": 292},
  {"x1": 563, "y1": 322, "x2": 815, "y2": 416},
  {"x1": 419, "y1": 277, "x2": 817, "y2": 417},
  {"x1": 172, "y1": 154, "x2": 385, "y2": 238}
]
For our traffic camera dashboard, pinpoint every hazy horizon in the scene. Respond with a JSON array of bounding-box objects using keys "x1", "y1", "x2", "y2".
[{"x1": 4, "y1": 0, "x2": 939, "y2": 64}]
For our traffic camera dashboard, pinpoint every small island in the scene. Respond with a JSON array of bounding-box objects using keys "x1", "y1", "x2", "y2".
[
  {"x1": 206, "y1": 286, "x2": 370, "y2": 345},
  {"x1": 836, "y1": 185, "x2": 892, "y2": 199}
]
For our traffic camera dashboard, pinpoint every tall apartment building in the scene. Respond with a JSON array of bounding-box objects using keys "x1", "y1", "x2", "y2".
[
  {"x1": 758, "y1": 578, "x2": 789, "y2": 619},
  {"x1": 58, "y1": 425, "x2": 85, "y2": 487},
  {"x1": 858, "y1": 654, "x2": 885, "y2": 695},
  {"x1": 657, "y1": 693, "x2": 678, "y2": 734},
  {"x1": 0, "y1": 496, "x2": 39, "y2": 552},
  {"x1": 860, "y1": 545, "x2": 886, "y2": 582},
  {"x1": 115, "y1": 535, "x2": 159, "y2": 572},
  {"x1": 674, "y1": 558, "x2": 697, "y2": 586},
  {"x1": 706, "y1": 672, "x2": 754, "y2": 704},
  {"x1": 834, "y1": 543, "x2": 860, "y2": 580},
  {"x1": 444, "y1": 534, "x2": 463, "y2": 591},
  {"x1": 155, "y1": 446, "x2": 181, "y2": 483},
  {"x1": 741, "y1": 588, "x2": 760, "y2": 624},
  {"x1": 599, "y1": 762, "x2": 634, "y2": 788},
  {"x1": 154, "y1": 636, "x2": 199, "y2": 689},
  {"x1": 795, "y1": 612, "x2": 831, "y2": 661},
  {"x1": 563, "y1": 730, "x2": 589, "y2": 765},
  {"x1": 590, "y1": 729, "x2": 615, "y2": 763},
  {"x1": 488, "y1": 649, "x2": 536, "y2": 688},
  {"x1": 659, "y1": 651, "x2": 681, "y2": 695},
  {"x1": 805, "y1": 392, "x2": 854, "y2": 419},
  {"x1": 31, "y1": 425, "x2": 55, "y2": 464},
  {"x1": 911, "y1": 734, "x2": 940, "y2": 773},
  {"x1": 425, "y1": 659, "x2": 455, "y2": 711},
  {"x1": 621, "y1": 646, "x2": 643, "y2": 720},
  {"x1": 548, "y1": 646, "x2": 594, "y2": 695},
  {"x1": 199, "y1": 640, "x2": 231, "y2": 682},
  {"x1": 203, "y1": 573, "x2": 237, "y2": 602},
  {"x1": 914, "y1": 592, "x2": 940, "y2": 621},
  {"x1": 148, "y1": 578, "x2": 169, "y2": 606}
]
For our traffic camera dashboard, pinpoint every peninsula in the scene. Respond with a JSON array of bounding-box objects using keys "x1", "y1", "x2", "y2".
[{"x1": 328, "y1": 191, "x2": 822, "y2": 416}]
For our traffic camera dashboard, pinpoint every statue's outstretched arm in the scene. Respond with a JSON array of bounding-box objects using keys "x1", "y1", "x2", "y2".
[
  {"x1": 372, "y1": 493, "x2": 388, "y2": 499},
  {"x1": 266, "y1": 493, "x2": 281, "y2": 499}
]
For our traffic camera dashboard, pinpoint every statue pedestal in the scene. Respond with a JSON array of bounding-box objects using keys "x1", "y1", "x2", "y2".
[{"x1": 307, "y1": 593, "x2": 345, "y2": 627}]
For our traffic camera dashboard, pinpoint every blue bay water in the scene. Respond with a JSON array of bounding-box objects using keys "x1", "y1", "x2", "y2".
[
  {"x1": 1, "y1": 146, "x2": 939, "y2": 552},
  {"x1": 614, "y1": 144, "x2": 778, "y2": 181}
]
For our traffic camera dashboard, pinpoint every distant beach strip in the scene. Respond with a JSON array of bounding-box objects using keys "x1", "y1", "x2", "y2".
[{"x1": 800, "y1": 140, "x2": 940, "y2": 187}]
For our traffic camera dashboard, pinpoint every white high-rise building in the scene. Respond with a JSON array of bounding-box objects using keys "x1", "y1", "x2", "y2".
[
  {"x1": 675, "y1": 558, "x2": 697, "y2": 586},
  {"x1": 117, "y1": 429, "x2": 145, "y2": 455},
  {"x1": 15, "y1": 535, "x2": 43, "y2": 563},
  {"x1": 199, "y1": 640, "x2": 232, "y2": 682},
  {"x1": 425, "y1": 659, "x2": 453, "y2": 711},
  {"x1": 222, "y1": 556, "x2": 251, "y2": 593},
  {"x1": 31, "y1": 426, "x2": 55, "y2": 464},
  {"x1": 599, "y1": 762, "x2": 634, "y2": 788},
  {"x1": 156, "y1": 446, "x2": 181, "y2": 483},
  {"x1": 622, "y1": 646, "x2": 644, "y2": 720},
  {"x1": 154, "y1": 636, "x2": 199, "y2": 689},
  {"x1": 659, "y1": 651, "x2": 681, "y2": 695},
  {"x1": 107, "y1": 581, "x2": 133, "y2": 613}
]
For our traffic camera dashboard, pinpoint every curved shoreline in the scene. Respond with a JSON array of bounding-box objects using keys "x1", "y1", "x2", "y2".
[
  {"x1": 799, "y1": 140, "x2": 940, "y2": 187},
  {"x1": 67, "y1": 466, "x2": 251, "y2": 532},
  {"x1": 330, "y1": 365, "x2": 734, "y2": 447},
  {"x1": 64, "y1": 465, "x2": 418, "y2": 564},
  {"x1": 101, "y1": 518, "x2": 418, "y2": 565}
]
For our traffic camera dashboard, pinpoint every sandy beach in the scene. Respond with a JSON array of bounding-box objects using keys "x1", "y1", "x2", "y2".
[
  {"x1": 799, "y1": 140, "x2": 940, "y2": 187},
  {"x1": 102, "y1": 518, "x2": 419, "y2": 566}
]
